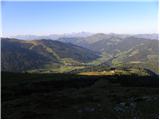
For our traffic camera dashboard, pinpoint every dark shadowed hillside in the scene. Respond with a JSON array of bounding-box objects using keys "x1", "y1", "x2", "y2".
[{"x1": 2, "y1": 71, "x2": 158, "y2": 119}]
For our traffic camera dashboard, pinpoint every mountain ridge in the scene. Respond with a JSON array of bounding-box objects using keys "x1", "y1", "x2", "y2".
[
  {"x1": 1, "y1": 38, "x2": 99, "y2": 72},
  {"x1": 1, "y1": 34, "x2": 159, "y2": 73}
]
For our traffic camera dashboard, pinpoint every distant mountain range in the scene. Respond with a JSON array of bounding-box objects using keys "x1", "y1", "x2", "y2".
[
  {"x1": 2, "y1": 33, "x2": 159, "y2": 73},
  {"x1": 11, "y1": 33, "x2": 158, "y2": 41},
  {"x1": 11, "y1": 32, "x2": 93, "y2": 40}
]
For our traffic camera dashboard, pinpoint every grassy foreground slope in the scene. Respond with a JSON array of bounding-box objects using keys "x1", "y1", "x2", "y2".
[{"x1": 2, "y1": 70, "x2": 158, "y2": 119}]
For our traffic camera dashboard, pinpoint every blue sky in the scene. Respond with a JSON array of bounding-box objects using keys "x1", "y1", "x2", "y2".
[{"x1": 1, "y1": 1, "x2": 158, "y2": 36}]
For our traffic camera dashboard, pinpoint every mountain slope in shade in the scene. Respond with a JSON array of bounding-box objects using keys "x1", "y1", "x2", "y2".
[
  {"x1": 1, "y1": 38, "x2": 99, "y2": 72},
  {"x1": 2, "y1": 39, "x2": 52, "y2": 72}
]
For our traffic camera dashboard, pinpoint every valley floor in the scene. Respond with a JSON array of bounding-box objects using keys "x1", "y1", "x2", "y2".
[{"x1": 1, "y1": 72, "x2": 159, "y2": 119}]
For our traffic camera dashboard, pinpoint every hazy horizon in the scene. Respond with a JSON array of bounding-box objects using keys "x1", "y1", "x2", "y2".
[{"x1": 2, "y1": 32, "x2": 158, "y2": 38}]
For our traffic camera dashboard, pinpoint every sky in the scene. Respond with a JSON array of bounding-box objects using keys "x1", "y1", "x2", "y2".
[{"x1": 1, "y1": 0, "x2": 158, "y2": 36}]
